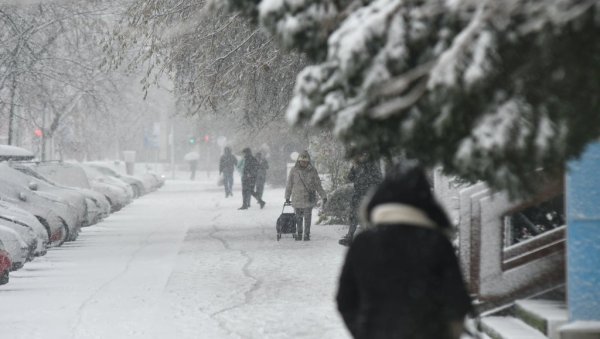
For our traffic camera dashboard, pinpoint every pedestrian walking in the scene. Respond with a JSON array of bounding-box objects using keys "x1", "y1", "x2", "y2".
[
  {"x1": 255, "y1": 152, "x2": 269, "y2": 202},
  {"x1": 184, "y1": 150, "x2": 200, "y2": 180},
  {"x1": 284, "y1": 150, "x2": 327, "y2": 241},
  {"x1": 239, "y1": 148, "x2": 266, "y2": 210},
  {"x1": 219, "y1": 146, "x2": 238, "y2": 197},
  {"x1": 336, "y1": 165, "x2": 472, "y2": 339},
  {"x1": 339, "y1": 153, "x2": 382, "y2": 246}
]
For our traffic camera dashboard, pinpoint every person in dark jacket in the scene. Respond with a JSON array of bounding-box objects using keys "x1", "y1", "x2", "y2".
[
  {"x1": 339, "y1": 153, "x2": 382, "y2": 246},
  {"x1": 239, "y1": 148, "x2": 265, "y2": 210},
  {"x1": 255, "y1": 152, "x2": 269, "y2": 202},
  {"x1": 336, "y1": 165, "x2": 472, "y2": 339},
  {"x1": 219, "y1": 147, "x2": 238, "y2": 197}
]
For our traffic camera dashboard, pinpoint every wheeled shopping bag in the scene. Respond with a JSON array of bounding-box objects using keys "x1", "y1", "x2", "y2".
[{"x1": 276, "y1": 202, "x2": 296, "y2": 241}]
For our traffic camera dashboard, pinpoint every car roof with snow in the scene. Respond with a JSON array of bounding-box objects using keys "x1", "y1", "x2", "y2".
[{"x1": 0, "y1": 145, "x2": 34, "y2": 161}]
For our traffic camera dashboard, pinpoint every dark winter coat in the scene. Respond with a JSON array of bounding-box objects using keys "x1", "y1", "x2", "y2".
[
  {"x1": 348, "y1": 160, "x2": 382, "y2": 196},
  {"x1": 256, "y1": 158, "x2": 269, "y2": 183},
  {"x1": 219, "y1": 152, "x2": 238, "y2": 175},
  {"x1": 336, "y1": 205, "x2": 472, "y2": 339},
  {"x1": 242, "y1": 154, "x2": 258, "y2": 183}
]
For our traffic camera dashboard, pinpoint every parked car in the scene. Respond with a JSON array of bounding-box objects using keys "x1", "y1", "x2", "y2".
[
  {"x1": 12, "y1": 163, "x2": 110, "y2": 226},
  {"x1": 0, "y1": 225, "x2": 28, "y2": 270},
  {"x1": 78, "y1": 164, "x2": 133, "y2": 210},
  {"x1": 86, "y1": 162, "x2": 146, "y2": 197},
  {"x1": 0, "y1": 164, "x2": 87, "y2": 241},
  {"x1": 0, "y1": 145, "x2": 34, "y2": 161},
  {"x1": 0, "y1": 208, "x2": 38, "y2": 261},
  {"x1": 35, "y1": 162, "x2": 132, "y2": 212},
  {"x1": 0, "y1": 200, "x2": 48, "y2": 256},
  {"x1": 143, "y1": 171, "x2": 165, "y2": 190},
  {"x1": 0, "y1": 164, "x2": 79, "y2": 244},
  {"x1": 0, "y1": 192, "x2": 66, "y2": 248},
  {"x1": 88, "y1": 161, "x2": 165, "y2": 192},
  {"x1": 0, "y1": 240, "x2": 12, "y2": 285}
]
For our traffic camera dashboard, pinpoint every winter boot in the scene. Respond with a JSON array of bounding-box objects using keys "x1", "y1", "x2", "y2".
[
  {"x1": 238, "y1": 205, "x2": 248, "y2": 210},
  {"x1": 303, "y1": 234, "x2": 310, "y2": 241},
  {"x1": 338, "y1": 234, "x2": 352, "y2": 246},
  {"x1": 295, "y1": 233, "x2": 303, "y2": 241}
]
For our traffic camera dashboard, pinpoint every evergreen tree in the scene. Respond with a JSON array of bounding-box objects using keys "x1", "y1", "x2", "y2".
[{"x1": 224, "y1": 0, "x2": 600, "y2": 197}]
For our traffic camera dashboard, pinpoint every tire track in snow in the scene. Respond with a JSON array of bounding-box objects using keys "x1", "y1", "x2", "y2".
[
  {"x1": 70, "y1": 229, "x2": 157, "y2": 338},
  {"x1": 207, "y1": 214, "x2": 267, "y2": 339}
]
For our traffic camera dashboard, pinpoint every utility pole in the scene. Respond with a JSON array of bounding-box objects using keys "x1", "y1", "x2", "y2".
[
  {"x1": 7, "y1": 76, "x2": 17, "y2": 145},
  {"x1": 170, "y1": 124, "x2": 175, "y2": 179}
]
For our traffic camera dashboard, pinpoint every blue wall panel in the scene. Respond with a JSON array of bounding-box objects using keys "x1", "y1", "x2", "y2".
[{"x1": 567, "y1": 142, "x2": 600, "y2": 320}]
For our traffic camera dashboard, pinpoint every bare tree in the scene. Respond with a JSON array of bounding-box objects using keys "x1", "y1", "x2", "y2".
[
  {"x1": 0, "y1": 2, "x2": 124, "y2": 159},
  {"x1": 107, "y1": 0, "x2": 306, "y2": 139}
]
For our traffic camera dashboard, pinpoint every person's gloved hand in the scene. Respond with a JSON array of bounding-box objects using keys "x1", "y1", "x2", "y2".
[{"x1": 285, "y1": 199, "x2": 291, "y2": 204}]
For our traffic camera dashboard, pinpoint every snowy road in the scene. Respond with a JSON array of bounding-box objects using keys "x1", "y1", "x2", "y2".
[{"x1": 0, "y1": 179, "x2": 351, "y2": 339}]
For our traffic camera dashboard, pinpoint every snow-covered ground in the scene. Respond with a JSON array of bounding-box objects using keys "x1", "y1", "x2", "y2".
[{"x1": 0, "y1": 175, "x2": 352, "y2": 339}]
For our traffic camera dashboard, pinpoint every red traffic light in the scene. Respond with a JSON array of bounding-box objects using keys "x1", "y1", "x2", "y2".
[
  {"x1": 204, "y1": 135, "x2": 210, "y2": 143},
  {"x1": 34, "y1": 128, "x2": 43, "y2": 137}
]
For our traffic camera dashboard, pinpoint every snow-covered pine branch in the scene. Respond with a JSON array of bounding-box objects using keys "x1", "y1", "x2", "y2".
[{"x1": 225, "y1": 0, "x2": 600, "y2": 197}]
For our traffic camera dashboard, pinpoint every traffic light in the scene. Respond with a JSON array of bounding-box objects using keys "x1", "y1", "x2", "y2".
[
  {"x1": 188, "y1": 136, "x2": 196, "y2": 144},
  {"x1": 204, "y1": 135, "x2": 210, "y2": 143},
  {"x1": 34, "y1": 128, "x2": 43, "y2": 138}
]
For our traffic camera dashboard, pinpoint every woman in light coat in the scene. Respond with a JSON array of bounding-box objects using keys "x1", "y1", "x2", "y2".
[{"x1": 285, "y1": 150, "x2": 327, "y2": 241}]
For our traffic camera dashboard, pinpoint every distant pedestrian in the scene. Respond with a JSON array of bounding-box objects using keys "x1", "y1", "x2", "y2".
[
  {"x1": 184, "y1": 150, "x2": 200, "y2": 180},
  {"x1": 336, "y1": 165, "x2": 472, "y2": 339},
  {"x1": 285, "y1": 150, "x2": 327, "y2": 241},
  {"x1": 219, "y1": 146, "x2": 238, "y2": 197},
  {"x1": 339, "y1": 153, "x2": 382, "y2": 246},
  {"x1": 239, "y1": 148, "x2": 265, "y2": 210},
  {"x1": 255, "y1": 152, "x2": 269, "y2": 202}
]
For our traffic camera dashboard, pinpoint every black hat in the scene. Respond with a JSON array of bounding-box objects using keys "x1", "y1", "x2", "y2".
[{"x1": 364, "y1": 165, "x2": 451, "y2": 228}]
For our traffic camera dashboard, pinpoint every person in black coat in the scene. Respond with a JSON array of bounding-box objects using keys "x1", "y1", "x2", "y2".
[
  {"x1": 336, "y1": 165, "x2": 472, "y2": 339},
  {"x1": 255, "y1": 152, "x2": 269, "y2": 202},
  {"x1": 219, "y1": 146, "x2": 238, "y2": 197},
  {"x1": 339, "y1": 153, "x2": 382, "y2": 246},
  {"x1": 239, "y1": 147, "x2": 265, "y2": 210}
]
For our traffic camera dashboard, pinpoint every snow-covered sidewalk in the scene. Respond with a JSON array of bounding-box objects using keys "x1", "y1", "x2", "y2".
[{"x1": 0, "y1": 178, "x2": 351, "y2": 339}]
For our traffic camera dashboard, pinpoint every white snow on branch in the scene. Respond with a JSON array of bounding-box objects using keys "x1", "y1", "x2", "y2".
[
  {"x1": 534, "y1": 112, "x2": 555, "y2": 157},
  {"x1": 455, "y1": 98, "x2": 531, "y2": 164},
  {"x1": 259, "y1": 0, "x2": 338, "y2": 49},
  {"x1": 428, "y1": 1, "x2": 487, "y2": 89},
  {"x1": 328, "y1": 0, "x2": 402, "y2": 76},
  {"x1": 463, "y1": 30, "x2": 495, "y2": 88}
]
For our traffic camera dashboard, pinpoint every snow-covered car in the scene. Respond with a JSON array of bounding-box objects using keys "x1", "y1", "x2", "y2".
[
  {"x1": 0, "y1": 225, "x2": 28, "y2": 270},
  {"x1": 143, "y1": 171, "x2": 165, "y2": 190},
  {"x1": 12, "y1": 163, "x2": 111, "y2": 226},
  {"x1": 79, "y1": 164, "x2": 134, "y2": 208},
  {"x1": 38, "y1": 162, "x2": 132, "y2": 212},
  {"x1": 134, "y1": 168, "x2": 165, "y2": 191},
  {"x1": 0, "y1": 240, "x2": 11, "y2": 285},
  {"x1": 0, "y1": 210, "x2": 38, "y2": 261},
  {"x1": 0, "y1": 164, "x2": 87, "y2": 241},
  {"x1": 0, "y1": 192, "x2": 66, "y2": 248},
  {"x1": 88, "y1": 161, "x2": 164, "y2": 192},
  {"x1": 0, "y1": 164, "x2": 75, "y2": 245},
  {"x1": 0, "y1": 145, "x2": 34, "y2": 161},
  {"x1": 86, "y1": 162, "x2": 147, "y2": 197},
  {"x1": 0, "y1": 201, "x2": 48, "y2": 256}
]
